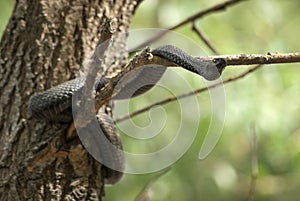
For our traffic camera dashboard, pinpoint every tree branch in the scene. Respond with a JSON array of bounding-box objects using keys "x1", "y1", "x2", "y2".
[
  {"x1": 192, "y1": 23, "x2": 220, "y2": 55},
  {"x1": 134, "y1": 167, "x2": 171, "y2": 201},
  {"x1": 95, "y1": 49, "x2": 299, "y2": 119},
  {"x1": 130, "y1": 0, "x2": 245, "y2": 51},
  {"x1": 209, "y1": 52, "x2": 300, "y2": 66},
  {"x1": 246, "y1": 124, "x2": 258, "y2": 201},
  {"x1": 114, "y1": 64, "x2": 263, "y2": 123}
]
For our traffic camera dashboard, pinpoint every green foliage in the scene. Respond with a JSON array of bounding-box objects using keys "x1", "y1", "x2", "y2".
[
  {"x1": 107, "y1": 0, "x2": 300, "y2": 201},
  {"x1": 1, "y1": 0, "x2": 299, "y2": 200},
  {"x1": 0, "y1": 0, "x2": 13, "y2": 38}
]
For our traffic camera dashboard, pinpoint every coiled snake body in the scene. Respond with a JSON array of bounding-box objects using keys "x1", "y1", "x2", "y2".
[{"x1": 28, "y1": 45, "x2": 226, "y2": 184}]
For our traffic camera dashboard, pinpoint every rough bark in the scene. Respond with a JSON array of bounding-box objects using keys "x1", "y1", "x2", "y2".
[{"x1": 0, "y1": 0, "x2": 139, "y2": 200}]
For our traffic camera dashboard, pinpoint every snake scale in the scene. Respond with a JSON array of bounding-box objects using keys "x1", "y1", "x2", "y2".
[{"x1": 28, "y1": 45, "x2": 226, "y2": 184}]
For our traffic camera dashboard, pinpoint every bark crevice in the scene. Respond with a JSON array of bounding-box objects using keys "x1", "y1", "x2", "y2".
[{"x1": 0, "y1": 0, "x2": 139, "y2": 200}]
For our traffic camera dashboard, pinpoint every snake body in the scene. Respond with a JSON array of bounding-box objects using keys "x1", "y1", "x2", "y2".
[
  {"x1": 28, "y1": 77, "x2": 109, "y2": 122},
  {"x1": 28, "y1": 45, "x2": 226, "y2": 184},
  {"x1": 152, "y1": 45, "x2": 225, "y2": 81}
]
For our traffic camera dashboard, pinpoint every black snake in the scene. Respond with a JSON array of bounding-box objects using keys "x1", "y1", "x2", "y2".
[{"x1": 28, "y1": 45, "x2": 226, "y2": 184}]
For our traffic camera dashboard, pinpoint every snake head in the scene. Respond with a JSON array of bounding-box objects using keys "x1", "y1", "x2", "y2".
[
  {"x1": 201, "y1": 58, "x2": 226, "y2": 81},
  {"x1": 152, "y1": 45, "x2": 226, "y2": 81}
]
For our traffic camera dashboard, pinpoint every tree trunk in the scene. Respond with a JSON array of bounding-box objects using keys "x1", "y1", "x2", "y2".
[{"x1": 0, "y1": 0, "x2": 139, "y2": 200}]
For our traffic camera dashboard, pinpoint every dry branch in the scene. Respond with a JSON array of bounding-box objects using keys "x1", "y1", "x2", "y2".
[
  {"x1": 246, "y1": 124, "x2": 258, "y2": 201},
  {"x1": 114, "y1": 64, "x2": 262, "y2": 123},
  {"x1": 210, "y1": 52, "x2": 300, "y2": 66},
  {"x1": 95, "y1": 48, "x2": 300, "y2": 118},
  {"x1": 192, "y1": 23, "x2": 219, "y2": 55},
  {"x1": 130, "y1": 0, "x2": 245, "y2": 51}
]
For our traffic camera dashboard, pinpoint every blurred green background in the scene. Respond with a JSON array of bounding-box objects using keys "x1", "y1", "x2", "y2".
[{"x1": 1, "y1": 0, "x2": 299, "y2": 200}]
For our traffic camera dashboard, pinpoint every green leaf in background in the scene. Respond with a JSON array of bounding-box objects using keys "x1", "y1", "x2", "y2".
[{"x1": 0, "y1": 0, "x2": 13, "y2": 38}]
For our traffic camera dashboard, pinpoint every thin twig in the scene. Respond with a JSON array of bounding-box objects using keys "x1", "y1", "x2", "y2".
[
  {"x1": 209, "y1": 52, "x2": 300, "y2": 66},
  {"x1": 192, "y1": 22, "x2": 219, "y2": 55},
  {"x1": 130, "y1": 0, "x2": 245, "y2": 51},
  {"x1": 246, "y1": 124, "x2": 258, "y2": 201},
  {"x1": 115, "y1": 64, "x2": 262, "y2": 123},
  {"x1": 134, "y1": 167, "x2": 171, "y2": 201},
  {"x1": 144, "y1": 51, "x2": 300, "y2": 67},
  {"x1": 96, "y1": 49, "x2": 300, "y2": 113}
]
